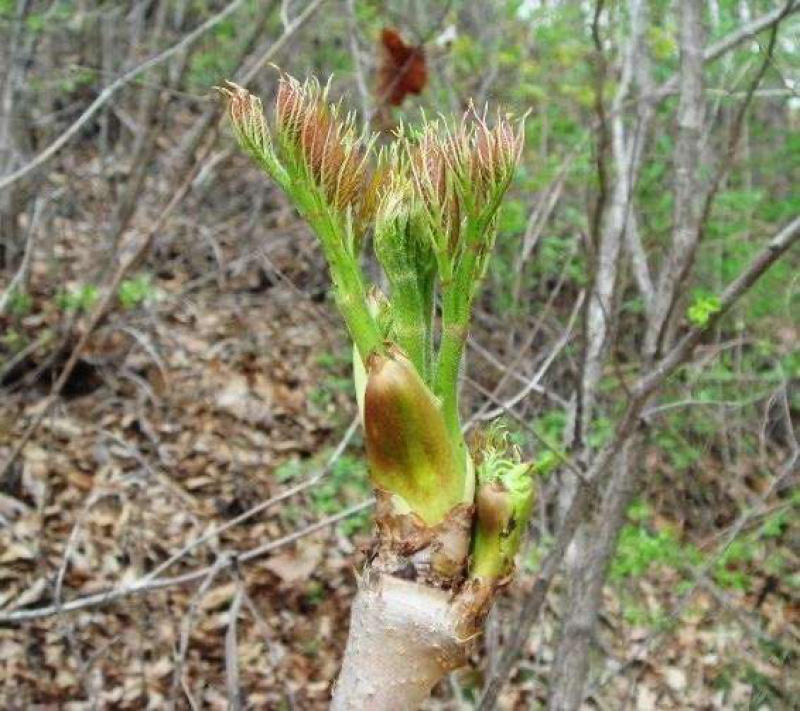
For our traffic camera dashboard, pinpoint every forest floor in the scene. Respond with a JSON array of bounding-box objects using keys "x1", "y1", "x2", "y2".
[{"x1": 1, "y1": 158, "x2": 796, "y2": 709}]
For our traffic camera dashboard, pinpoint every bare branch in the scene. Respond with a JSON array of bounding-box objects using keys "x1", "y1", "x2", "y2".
[
  {"x1": 576, "y1": 0, "x2": 651, "y2": 448},
  {"x1": 477, "y1": 214, "x2": 799, "y2": 709},
  {"x1": 345, "y1": 0, "x2": 371, "y2": 123},
  {"x1": 651, "y1": 1, "x2": 798, "y2": 102},
  {"x1": 141, "y1": 417, "x2": 358, "y2": 582},
  {"x1": 624, "y1": 211, "x2": 653, "y2": 311},
  {"x1": 644, "y1": 0, "x2": 706, "y2": 361},
  {"x1": 637, "y1": 215, "x2": 800, "y2": 398},
  {"x1": 471, "y1": 291, "x2": 584, "y2": 422},
  {"x1": 466, "y1": 337, "x2": 569, "y2": 409},
  {"x1": 0, "y1": 0, "x2": 328, "y2": 193},
  {"x1": 696, "y1": 18, "x2": 782, "y2": 245},
  {"x1": 0, "y1": 194, "x2": 41, "y2": 314},
  {"x1": 225, "y1": 588, "x2": 245, "y2": 710},
  {"x1": 170, "y1": 555, "x2": 230, "y2": 706}
]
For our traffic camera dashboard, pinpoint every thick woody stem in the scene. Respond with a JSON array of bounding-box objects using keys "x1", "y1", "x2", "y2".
[{"x1": 332, "y1": 575, "x2": 467, "y2": 710}]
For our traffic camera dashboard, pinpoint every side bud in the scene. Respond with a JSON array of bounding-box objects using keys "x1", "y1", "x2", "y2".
[
  {"x1": 409, "y1": 125, "x2": 462, "y2": 257},
  {"x1": 220, "y1": 82, "x2": 268, "y2": 153},
  {"x1": 275, "y1": 75, "x2": 369, "y2": 215},
  {"x1": 470, "y1": 462, "x2": 535, "y2": 581},
  {"x1": 363, "y1": 348, "x2": 462, "y2": 525},
  {"x1": 469, "y1": 429, "x2": 537, "y2": 581}
]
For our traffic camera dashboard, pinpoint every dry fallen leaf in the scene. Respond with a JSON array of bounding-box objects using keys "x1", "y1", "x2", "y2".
[
  {"x1": 263, "y1": 543, "x2": 323, "y2": 584},
  {"x1": 215, "y1": 375, "x2": 273, "y2": 427}
]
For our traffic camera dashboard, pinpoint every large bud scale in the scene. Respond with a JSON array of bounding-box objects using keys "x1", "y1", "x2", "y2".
[{"x1": 363, "y1": 349, "x2": 462, "y2": 525}]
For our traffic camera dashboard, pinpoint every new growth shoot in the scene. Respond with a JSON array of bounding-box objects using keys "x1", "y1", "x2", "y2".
[{"x1": 221, "y1": 73, "x2": 536, "y2": 584}]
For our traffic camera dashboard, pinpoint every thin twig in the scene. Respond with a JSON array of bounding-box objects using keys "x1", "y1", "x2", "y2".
[
  {"x1": 0, "y1": 0, "x2": 247, "y2": 192},
  {"x1": 0, "y1": 195, "x2": 42, "y2": 315},
  {"x1": 345, "y1": 0, "x2": 371, "y2": 122},
  {"x1": 0, "y1": 0, "x2": 328, "y2": 193},
  {"x1": 472, "y1": 291, "x2": 585, "y2": 422},
  {"x1": 170, "y1": 554, "x2": 230, "y2": 708},
  {"x1": 466, "y1": 337, "x2": 569, "y2": 408},
  {"x1": 650, "y1": 1, "x2": 798, "y2": 103},
  {"x1": 141, "y1": 416, "x2": 358, "y2": 582},
  {"x1": 225, "y1": 587, "x2": 245, "y2": 711},
  {"x1": 0, "y1": 499, "x2": 374, "y2": 623},
  {"x1": 476, "y1": 215, "x2": 800, "y2": 710}
]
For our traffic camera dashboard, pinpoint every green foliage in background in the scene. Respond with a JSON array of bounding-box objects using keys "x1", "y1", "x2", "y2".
[
  {"x1": 687, "y1": 293, "x2": 722, "y2": 327},
  {"x1": 275, "y1": 452, "x2": 372, "y2": 536},
  {"x1": 56, "y1": 283, "x2": 99, "y2": 313},
  {"x1": 119, "y1": 273, "x2": 156, "y2": 309},
  {"x1": 613, "y1": 494, "x2": 797, "y2": 607}
]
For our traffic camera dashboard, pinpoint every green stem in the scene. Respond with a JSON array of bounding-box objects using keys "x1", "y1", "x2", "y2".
[
  {"x1": 299, "y1": 193, "x2": 384, "y2": 364},
  {"x1": 435, "y1": 217, "x2": 483, "y2": 421},
  {"x1": 435, "y1": 283, "x2": 470, "y2": 488},
  {"x1": 471, "y1": 528, "x2": 506, "y2": 581},
  {"x1": 433, "y1": 217, "x2": 490, "y2": 491},
  {"x1": 393, "y1": 286, "x2": 428, "y2": 380},
  {"x1": 330, "y1": 251, "x2": 384, "y2": 363},
  {"x1": 420, "y1": 266, "x2": 436, "y2": 382}
]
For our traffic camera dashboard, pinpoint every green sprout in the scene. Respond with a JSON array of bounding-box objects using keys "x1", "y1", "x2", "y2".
[
  {"x1": 687, "y1": 293, "x2": 721, "y2": 327},
  {"x1": 119, "y1": 273, "x2": 155, "y2": 309},
  {"x1": 57, "y1": 284, "x2": 99, "y2": 313},
  {"x1": 221, "y1": 74, "x2": 524, "y2": 533},
  {"x1": 469, "y1": 427, "x2": 544, "y2": 581}
]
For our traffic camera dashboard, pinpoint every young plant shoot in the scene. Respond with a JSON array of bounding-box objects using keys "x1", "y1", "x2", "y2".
[{"x1": 222, "y1": 74, "x2": 538, "y2": 708}]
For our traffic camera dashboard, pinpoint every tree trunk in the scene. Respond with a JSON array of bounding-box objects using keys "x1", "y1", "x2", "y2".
[
  {"x1": 548, "y1": 439, "x2": 641, "y2": 710},
  {"x1": 332, "y1": 574, "x2": 468, "y2": 710}
]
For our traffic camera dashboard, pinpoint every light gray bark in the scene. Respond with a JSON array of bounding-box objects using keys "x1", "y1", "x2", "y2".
[
  {"x1": 0, "y1": 0, "x2": 32, "y2": 269},
  {"x1": 624, "y1": 212, "x2": 653, "y2": 316},
  {"x1": 550, "y1": 2, "x2": 657, "y2": 708},
  {"x1": 549, "y1": 439, "x2": 642, "y2": 711},
  {"x1": 577, "y1": 0, "x2": 650, "y2": 447},
  {"x1": 643, "y1": 0, "x2": 706, "y2": 361},
  {"x1": 332, "y1": 575, "x2": 466, "y2": 710}
]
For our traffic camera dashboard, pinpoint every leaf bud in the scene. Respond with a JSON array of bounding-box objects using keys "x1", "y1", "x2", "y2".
[
  {"x1": 363, "y1": 348, "x2": 463, "y2": 524},
  {"x1": 469, "y1": 427, "x2": 536, "y2": 581},
  {"x1": 275, "y1": 75, "x2": 369, "y2": 214}
]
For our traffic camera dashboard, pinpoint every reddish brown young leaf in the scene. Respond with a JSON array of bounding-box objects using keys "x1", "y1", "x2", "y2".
[{"x1": 377, "y1": 28, "x2": 428, "y2": 107}]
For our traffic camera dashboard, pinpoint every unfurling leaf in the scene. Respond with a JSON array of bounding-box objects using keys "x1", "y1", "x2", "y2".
[
  {"x1": 274, "y1": 75, "x2": 373, "y2": 218},
  {"x1": 470, "y1": 428, "x2": 537, "y2": 581}
]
